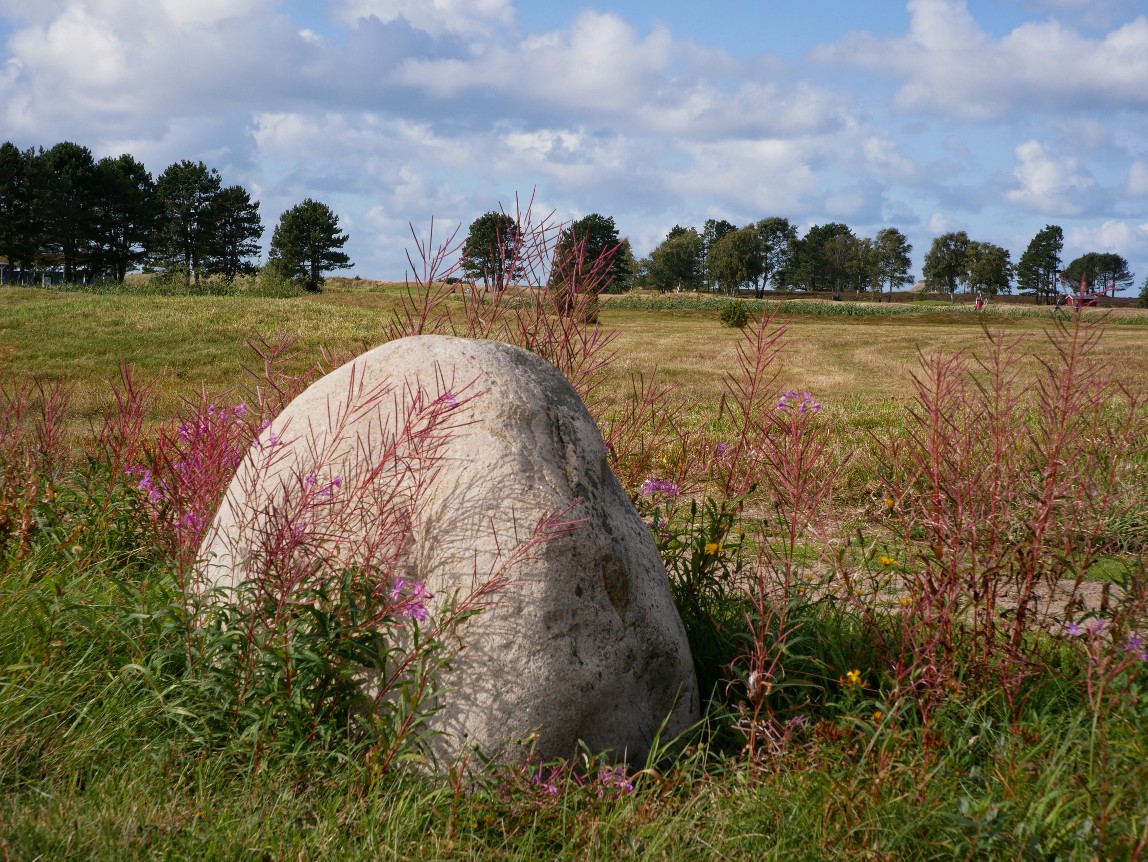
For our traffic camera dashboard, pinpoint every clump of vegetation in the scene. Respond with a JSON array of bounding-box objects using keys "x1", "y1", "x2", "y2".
[{"x1": 717, "y1": 299, "x2": 750, "y2": 328}]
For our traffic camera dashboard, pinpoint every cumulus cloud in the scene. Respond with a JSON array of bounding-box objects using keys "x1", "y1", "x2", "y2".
[
  {"x1": 335, "y1": 0, "x2": 514, "y2": 38},
  {"x1": 394, "y1": 10, "x2": 850, "y2": 141},
  {"x1": 927, "y1": 212, "x2": 959, "y2": 234},
  {"x1": 811, "y1": 0, "x2": 1148, "y2": 121},
  {"x1": 673, "y1": 139, "x2": 817, "y2": 209},
  {"x1": 860, "y1": 134, "x2": 919, "y2": 181},
  {"x1": 0, "y1": 0, "x2": 308, "y2": 141},
  {"x1": 1003, "y1": 140, "x2": 1097, "y2": 215},
  {"x1": 1125, "y1": 161, "x2": 1148, "y2": 198},
  {"x1": 396, "y1": 11, "x2": 673, "y2": 114},
  {"x1": 1066, "y1": 220, "x2": 1148, "y2": 261}
]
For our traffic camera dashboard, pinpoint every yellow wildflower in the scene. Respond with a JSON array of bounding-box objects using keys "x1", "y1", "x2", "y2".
[
  {"x1": 704, "y1": 542, "x2": 721, "y2": 555},
  {"x1": 899, "y1": 596, "x2": 913, "y2": 607},
  {"x1": 877, "y1": 555, "x2": 896, "y2": 567},
  {"x1": 841, "y1": 669, "x2": 863, "y2": 689},
  {"x1": 872, "y1": 710, "x2": 884, "y2": 722}
]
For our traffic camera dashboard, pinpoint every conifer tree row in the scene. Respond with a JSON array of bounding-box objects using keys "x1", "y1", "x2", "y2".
[{"x1": 0, "y1": 140, "x2": 264, "y2": 285}]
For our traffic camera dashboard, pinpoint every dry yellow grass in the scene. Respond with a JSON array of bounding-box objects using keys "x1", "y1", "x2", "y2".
[{"x1": 605, "y1": 307, "x2": 1148, "y2": 405}]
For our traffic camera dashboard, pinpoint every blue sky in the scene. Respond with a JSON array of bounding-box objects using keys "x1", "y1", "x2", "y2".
[{"x1": 1, "y1": 0, "x2": 1146, "y2": 289}]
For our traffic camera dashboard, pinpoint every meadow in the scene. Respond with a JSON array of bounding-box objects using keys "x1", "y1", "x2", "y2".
[{"x1": 1, "y1": 278, "x2": 1147, "y2": 859}]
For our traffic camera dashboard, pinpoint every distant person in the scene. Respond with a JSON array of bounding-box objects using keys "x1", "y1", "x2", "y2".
[{"x1": 975, "y1": 296, "x2": 984, "y2": 311}]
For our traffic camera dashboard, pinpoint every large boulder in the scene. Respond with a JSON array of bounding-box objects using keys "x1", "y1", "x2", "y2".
[{"x1": 199, "y1": 335, "x2": 699, "y2": 769}]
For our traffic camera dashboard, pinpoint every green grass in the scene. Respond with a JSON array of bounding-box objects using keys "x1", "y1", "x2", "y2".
[{"x1": 4, "y1": 546, "x2": 1146, "y2": 859}]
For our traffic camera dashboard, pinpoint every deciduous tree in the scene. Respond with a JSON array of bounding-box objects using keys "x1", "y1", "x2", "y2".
[
  {"x1": 706, "y1": 226, "x2": 762, "y2": 295},
  {"x1": 647, "y1": 227, "x2": 703, "y2": 292},
  {"x1": 551, "y1": 213, "x2": 630, "y2": 294},
  {"x1": 923, "y1": 231, "x2": 971, "y2": 299},
  {"x1": 792, "y1": 222, "x2": 854, "y2": 292},
  {"x1": 965, "y1": 241, "x2": 1013, "y2": 296},
  {"x1": 701, "y1": 217, "x2": 736, "y2": 289},
  {"x1": 823, "y1": 232, "x2": 860, "y2": 299},
  {"x1": 753, "y1": 216, "x2": 797, "y2": 296},
  {"x1": 460, "y1": 211, "x2": 521, "y2": 292}
]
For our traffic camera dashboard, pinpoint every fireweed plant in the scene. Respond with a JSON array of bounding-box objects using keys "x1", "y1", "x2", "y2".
[
  {"x1": 0, "y1": 332, "x2": 578, "y2": 780},
  {"x1": 2, "y1": 199, "x2": 1148, "y2": 855},
  {"x1": 396, "y1": 206, "x2": 1146, "y2": 758}
]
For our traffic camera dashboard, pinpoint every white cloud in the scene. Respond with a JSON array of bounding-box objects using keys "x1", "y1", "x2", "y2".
[
  {"x1": 394, "y1": 10, "x2": 851, "y2": 142},
  {"x1": 8, "y1": 5, "x2": 126, "y2": 87},
  {"x1": 397, "y1": 11, "x2": 673, "y2": 115},
  {"x1": 823, "y1": 183, "x2": 878, "y2": 219},
  {"x1": 812, "y1": 0, "x2": 1148, "y2": 121},
  {"x1": 158, "y1": 0, "x2": 260, "y2": 27},
  {"x1": 0, "y1": 0, "x2": 308, "y2": 140},
  {"x1": 1066, "y1": 220, "x2": 1148, "y2": 260},
  {"x1": 672, "y1": 138, "x2": 822, "y2": 215},
  {"x1": 860, "y1": 134, "x2": 919, "y2": 181},
  {"x1": 634, "y1": 80, "x2": 847, "y2": 139},
  {"x1": 1004, "y1": 140, "x2": 1096, "y2": 215},
  {"x1": 927, "y1": 212, "x2": 958, "y2": 233},
  {"x1": 1124, "y1": 161, "x2": 1148, "y2": 198},
  {"x1": 336, "y1": 0, "x2": 513, "y2": 38}
]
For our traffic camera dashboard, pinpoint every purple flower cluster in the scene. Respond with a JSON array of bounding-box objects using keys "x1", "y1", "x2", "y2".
[
  {"x1": 525, "y1": 763, "x2": 635, "y2": 801},
  {"x1": 776, "y1": 390, "x2": 821, "y2": 413},
  {"x1": 530, "y1": 768, "x2": 560, "y2": 798},
  {"x1": 640, "y1": 477, "x2": 679, "y2": 498},
  {"x1": 593, "y1": 765, "x2": 635, "y2": 797},
  {"x1": 1065, "y1": 619, "x2": 1106, "y2": 637},
  {"x1": 132, "y1": 467, "x2": 165, "y2": 505},
  {"x1": 1125, "y1": 633, "x2": 1147, "y2": 661},
  {"x1": 390, "y1": 578, "x2": 432, "y2": 622},
  {"x1": 303, "y1": 472, "x2": 343, "y2": 497},
  {"x1": 129, "y1": 402, "x2": 251, "y2": 550},
  {"x1": 178, "y1": 403, "x2": 247, "y2": 443},
  {"x1": 1060, "y1": 619, "x2": 1106, "y2": 642},
  {"x1": 1065, "y1": 620, "x2": 1147, "y2": 661}
]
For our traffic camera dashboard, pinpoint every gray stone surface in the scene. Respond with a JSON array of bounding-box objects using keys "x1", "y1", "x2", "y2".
[{"x1": 199, "y1": 335, "x2": 699, "y2": 769}]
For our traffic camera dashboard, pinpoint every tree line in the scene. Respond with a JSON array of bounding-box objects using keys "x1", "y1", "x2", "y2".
[
  {"x1": 635, "y1": 218, "x2": 1135, "y2": 302},
  {"x1": 635, "y1": 219, "x2": 915, "y2": 299},
  {"x1": 455, "y1": 208, "x2": 1137, "y2": 303},
  {"x1": 0, "y1": 140, "x2": 351, "y2": 291}
]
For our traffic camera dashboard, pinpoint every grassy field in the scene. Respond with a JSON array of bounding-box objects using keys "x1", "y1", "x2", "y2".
[
  {"x1": 4, "y1": 280, "x2": 1146, "y2": 425},
  {"x1": 2, "y1": 280, "x2": 1147, "y2": 859}
]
